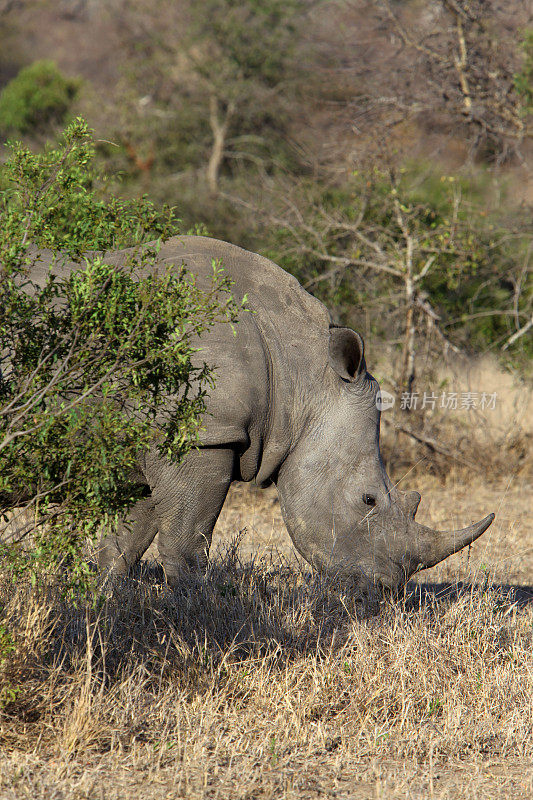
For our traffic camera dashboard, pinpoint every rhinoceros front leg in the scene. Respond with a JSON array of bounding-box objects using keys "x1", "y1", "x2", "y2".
[
  {"x1": 151, "y1": 447, "x2": 235, "y2": 584},
  {"x1": 147, "y1": 448, "x2": 235, "y2": 583},
  {"x1": 98, "y1": 447, "x2": 235, "y2": 581}
]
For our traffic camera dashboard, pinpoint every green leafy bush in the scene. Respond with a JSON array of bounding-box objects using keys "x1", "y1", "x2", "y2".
[
  {"x1": 514, "y1": 29, "x2": 533, "y2": 115},
  {"x1": 0, "y1": 60, "x2": 79, "y2": 136},
  {"x1": 0, "y1": 118, "x2": 239, "y2": 593}
]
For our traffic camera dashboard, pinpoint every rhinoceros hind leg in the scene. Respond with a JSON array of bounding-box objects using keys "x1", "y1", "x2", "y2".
[{"x1": 98, "y1": 497, "x2": 159, "y2": 576}]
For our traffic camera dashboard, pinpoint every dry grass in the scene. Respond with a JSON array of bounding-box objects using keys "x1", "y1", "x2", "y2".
[
  {"x1": 1, "y1": 474, "x2": 532, "y2": 799},
  {"x1": 376, "y1": 353, "x2": 533, "y2": 481}
]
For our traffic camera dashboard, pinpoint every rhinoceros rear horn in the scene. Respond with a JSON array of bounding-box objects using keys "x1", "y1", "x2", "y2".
[
  {"x1": 328, "y1": 326, "x2": 365, "y2": 381},
  {"x1": 411, "y1": 513, "x2": 495, "y2": 571}
]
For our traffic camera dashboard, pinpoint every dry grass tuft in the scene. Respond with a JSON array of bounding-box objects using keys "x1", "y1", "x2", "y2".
[
  {"x1": 377, "y1": 354, "x2": 533, "y2": 481},
  {"x1": 1, "y1": 532, "x2": 532, "y2": 799}
]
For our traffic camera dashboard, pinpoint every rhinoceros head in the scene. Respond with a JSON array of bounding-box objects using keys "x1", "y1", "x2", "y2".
[{"x1": 275, "y1": 326, "x2": 494, "y2": 594}]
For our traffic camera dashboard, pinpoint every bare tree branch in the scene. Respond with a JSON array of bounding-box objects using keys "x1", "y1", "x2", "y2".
[{"x1": 502, "y1": 315, "x2": 533, "y2": 350}]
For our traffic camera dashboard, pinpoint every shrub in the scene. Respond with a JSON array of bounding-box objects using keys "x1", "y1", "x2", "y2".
[
  {"x1": 514, "y1": 28, "x2": 533, "y2": 115},
  {"x1": 0, "y1": 60, "x2": 79, "y2": 136},
  {"x1": 0, "y1": 118, "x2": 240, "y2": 593}
]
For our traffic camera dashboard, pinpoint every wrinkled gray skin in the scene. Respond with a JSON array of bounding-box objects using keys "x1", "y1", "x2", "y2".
[{"x1": 31, "y1": 236, "x2": 494, "y2": 596}]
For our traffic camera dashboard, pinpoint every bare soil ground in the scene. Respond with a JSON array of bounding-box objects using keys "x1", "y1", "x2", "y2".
[{"x1": 1, "y1": 474, "x2": 532, "y2": 800}]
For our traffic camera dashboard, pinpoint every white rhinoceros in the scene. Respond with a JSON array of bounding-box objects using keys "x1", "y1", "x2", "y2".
[{"x1": 33, "y1": 236, "x2": 495, "y2": 594}]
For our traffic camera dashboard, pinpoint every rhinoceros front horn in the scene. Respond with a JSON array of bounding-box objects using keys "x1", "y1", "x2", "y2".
[{"x1": 410, "y1": 513, "x2": 495, "y2": 571}]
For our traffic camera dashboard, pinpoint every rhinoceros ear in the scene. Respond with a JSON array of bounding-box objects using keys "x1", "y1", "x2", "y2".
[{"x1": 328, "y1": 326, "x2": 365, "y2": 381}]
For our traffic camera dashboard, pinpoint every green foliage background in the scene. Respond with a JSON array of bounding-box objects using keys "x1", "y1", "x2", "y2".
[
  {"x1": 0, "y1": 59, "x2": 79, "y2": 136},
  {"x1": 0, "y1": 119, "x2": 239, "y2": 593}
]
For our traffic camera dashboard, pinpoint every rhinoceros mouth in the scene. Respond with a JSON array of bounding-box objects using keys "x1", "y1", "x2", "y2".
[{"x1": 350, "y1": 510, "x2": 495, "y2": 590}]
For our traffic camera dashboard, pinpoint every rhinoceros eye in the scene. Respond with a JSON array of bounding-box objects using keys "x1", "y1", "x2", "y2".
[{"x1": 362, "y1": 493, "x2": 376, "y2": 507}]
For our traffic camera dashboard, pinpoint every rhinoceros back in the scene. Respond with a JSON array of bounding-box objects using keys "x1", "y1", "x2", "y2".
[
  {"x1": 145, "y1": 237, "x2": 332, "y2": 480},
  {"x1": 26, "y1": 236, "x2": 331, "y2": 482}
]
